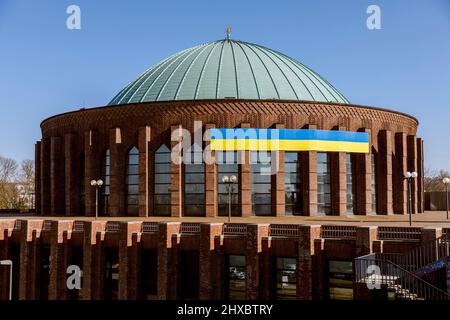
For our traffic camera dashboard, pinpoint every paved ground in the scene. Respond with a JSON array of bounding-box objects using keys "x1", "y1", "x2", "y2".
[{"x1": 1, "y1": 211, "x2": 450, "y2": 227}]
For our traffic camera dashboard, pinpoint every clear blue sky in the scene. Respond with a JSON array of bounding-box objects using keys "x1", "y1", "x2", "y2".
[{"x1": 0, "y1": 0, "x2": 449, "y2": 172}]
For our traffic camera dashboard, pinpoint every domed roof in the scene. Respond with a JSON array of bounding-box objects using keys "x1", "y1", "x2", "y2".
[{"x1": 108, "y1": 38, "x2": 348, "y2": 105}]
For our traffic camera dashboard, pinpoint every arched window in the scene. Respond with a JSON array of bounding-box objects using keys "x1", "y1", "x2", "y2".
[
  {"x1": 285, "y1": 152, "x2": 302, "y2": 215},
  {"x1": 371, "y1": 152, "x2": 377, "y2": 213},
  {"x1": 184, "y1": 148, "x2": 205, "y2": 216},
  {"x1": 251, "y1": 151, "x2": 272, "y2": 216},
  {"x1": 79, "y1": 153, "x2": 85, "y2": 215},
  {"x1": 100, "y1": 149, "x2": 110, "y2": 215},
  {"x1": 345, "y1": 153, "x2": 356, "y2": 214},
  {"x1": 154, "y1": 145, "x2": 171, "y2": 216},
  {"x1": 217, "y1": 151, "x2": 240, "y2": 216},
  {"x1": 126, "y1": 146, "x2": 139, "y2": 216},
  {"x1": 317, "y1": 152, "x2": 331, "y2": 215}
]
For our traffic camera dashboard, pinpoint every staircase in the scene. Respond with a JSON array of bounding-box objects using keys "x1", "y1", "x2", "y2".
[{"x1": 354, "y1": 233, "x2": 450, "y2": 300}]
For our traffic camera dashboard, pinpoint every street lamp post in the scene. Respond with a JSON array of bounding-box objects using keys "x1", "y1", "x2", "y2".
[
  {"x1": 443, "y1": 177, "x2": 450, "y2": 220},
  {"x1": 0, "y1": 259, "x2": 13, "y2": 300},
  {"x1": 90, "y1": 179, "x2": 104, "y2": 219},
  {"x1": 222, "y1": 175, "x2": 237, "y2": 223},
  {"x1": 404, "y1": 171, "x2": 418, "y2": 226}
]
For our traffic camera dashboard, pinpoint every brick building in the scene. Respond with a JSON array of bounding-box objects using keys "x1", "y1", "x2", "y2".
[{"x1": 2, "y1": 37, "x2": 447, "y2": 301}]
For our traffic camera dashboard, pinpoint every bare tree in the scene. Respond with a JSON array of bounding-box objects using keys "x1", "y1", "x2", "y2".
[
  {"x1": 0, "y1": 156, "x2": 19, "y2": 209},
  {"x1": 424, "y1": 168, "x2": 450, "y2": 192}
]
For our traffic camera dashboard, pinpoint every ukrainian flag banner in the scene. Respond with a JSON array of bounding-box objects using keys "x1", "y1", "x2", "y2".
[{"x1": 209, "y1": 128, "x2": 369, "y2": 153}]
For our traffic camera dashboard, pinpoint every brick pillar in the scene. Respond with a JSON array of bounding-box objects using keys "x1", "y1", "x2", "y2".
[
  {"x1": 393, "y1": 133, "x2": 407, "y2": 214},
  {"x1": 84, "y1": 130, "x2": 100, "y2": 216},
  {"x1": 40, "y1": 138, "x2": 51, "y2": 215},
  {"x1": 214, "y1": 235, "x2": 225, "y2": 300},
  {"x1": 48, "y1": 221, "x2": 73, "y2": 300},
  {"x1": 199, "y1": 223, "x2": 223, "y2": 299},
  {"x1": 272, "y1": 123, "x2": 285, "y2": 217},
  {"x1": 204, "y1": 124, "x2": 218, "y2": 217},
  {"x1": 157, "y1": 222, "x2": 181, "y2": 299},
  {"x1": 422, "y1": 228, "x2": 442, "y2": 262},
  {"x1": 330, "y1": 126, "x2": 347, "y2": 216},
  {"x1": 0, "y1": 220, "x2": 15, "y2": 300},
  {"x1": 355, "y1": 128, "x2": 372, "y2": 215},
  {"x1": 407, "y1": 135, "x2": 418, "y2": 214},
  {"x1": 239, "y1": 123, "x2": 252, "y2": 217},
  {"x1": 35, "y1": 142, "x2": 41, "y2": 215},
  {"x1": 118, "y1": 222, "x2": 142, "y2": 299},
  {"x1": 110, "y1": 128, "x2": 125, "y2": 216},
  {"x1": 297, "y1": 225, "x2": 320, "y2": 299},
  {"x1": 302, "y1": 124, "x2": 318, "y2": 216},
  {"x1": 170, "y1": 125, "x2": 183, "y2": 217},
  {"x1": 245, "y1": 224, "x2": 269, "y2": 300},
  {"x1": 81, "y1": 221, "x2": 106, "y2": 300},
  {"x1": 19, "y1": 220, "x2": 43, "y2": 299},
  {"x1": 50, "y1": 136, "x2": 64, "y2": 215},
  {"x1": 313, "y1": 238, "x2": 326, "y2": 300},
  {"x1": 416, "y1": 138, "x2": 424, "y2": 213},
  {"x1": 355, "y1": 226, "x2": 378, "y2": 256},
  {"x1": 261, "y1": 236, "x2": 272, "y2": 299},
  {"x1": 138, "y1": 126, "x2": 152, "y2": 217},
  {"x1": 65, "y1": 133, "x2": 78, "y2": 215},
  {"x1": 378, "y1": 130, "x2": 393, "y2": 215}
]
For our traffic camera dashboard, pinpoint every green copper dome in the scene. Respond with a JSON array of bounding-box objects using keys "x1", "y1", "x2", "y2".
[{"x1": 108, "y1": 39, "x2": 348, "y2": 105}]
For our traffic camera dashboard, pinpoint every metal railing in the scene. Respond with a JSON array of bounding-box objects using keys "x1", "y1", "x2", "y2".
[
  {"x1": 13, "y1": 220, "x2": 22, "y2": 230},
  {"x1": 73, "y1": 221, "x2": 84, "y2": 232},
  {"x1": 223, "y1": 223, "x2": 247, "y2": 235},
  {"x1": 321, "y1": 225, "x2": 356, "y2": 239},
  {"x1": 378, "y1": 226, "x2": 422, "y2": 240},
  {"x1": 142, "y1": 222, "x2": 159, "y2": 233},
  {"x1": 106, "y1": 221, "x2": 121, "y2": 233},
  {"x1": 42, "y1": 221, "x2": 52, "y2": 231},
  {"x1": 270, "y1": 224, "x2": 299, "y2": 237},
  {"x1": 180, "y1": 222, "x2": 201, "y2": 234},
  {"x1": 355, "y1": 253, "x2": 450, "y2": 300}
]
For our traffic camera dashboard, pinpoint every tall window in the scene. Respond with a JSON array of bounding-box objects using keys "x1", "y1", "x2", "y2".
[
  {"x1": 126, "y1": 147, "x2": 139, "y2": 216},
  {"x1": 154, "y1": 145, "x2": 171, "y2": 216},
  {"x1": 79, "y1": 153, "x2": 85, "y2": 215},
  {"x1": 275, "y1": 257, "x2": 297, "y2": 300},
  {"x1": 217, "y1": 151, "x2": 240, "y2": 216},
  {"x1": 100, "y1": 149, "x2": 110, "y2": 215},
  {"x1": 251, "y1": 151, "x2": 272, "y2": 216},
  {"x1": 371, "y1": 153, "x2": 377, "y2": 213},
  {"x1": 345, "y1": 154, "x2": 355, "y2": 214},
  {"x1": 184, "y1": 151, "x2": 205, "y2": 216},
  {"x1": 317, "y1": 152, "x2": 331, "y2": 215},
  {"x1": 227, "y1": 255, "x2": 246, "y2": 300},
  {"x1": 285, "y1": 152, "x2": 302, "y2": 215}
]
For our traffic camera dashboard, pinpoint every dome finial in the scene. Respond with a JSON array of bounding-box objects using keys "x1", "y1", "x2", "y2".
[{"x1": 226, "y1": 25, "x2": 231, "y2": 40}]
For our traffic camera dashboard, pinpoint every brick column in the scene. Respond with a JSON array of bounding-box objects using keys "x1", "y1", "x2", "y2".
[
  {"x1": 297, "y1": 225, "x2": 320, "y2": 299},
  {"x1": 378, "y1": 130, "x2": 393, "y2": 215},
  {"x1": 171, "y1": 125, "x2": 183, "y2": 217},
  {"x1": 355, "y1": 226, "x2": 378, "y2": 256},
  {"x1": 330, "y1": 126, "x2": 347, "y2": 216},
  {"x1": 84, "y1": 130, "x2": 100, "y2": 216},
  {"x1": 35, "y1": 142, "x2": 41, "y2": 215},
  {"x1": 261, "y1": 236, "x2": 272, "y2": 299},
  {"x1": 138, "y1": 126, "x2": 152, "y2": 217},
  {"x1": 199, "y1": 223, "x2": 223, "y2": 299},
  {"x1": 272, "y1": 124, "x2": 285, "y2": 217},
  {"x1": 302, "y1": 125, "x2": 318, "y2": 216},
  {"x1": 0, "y1": 220, "x2": 15, "y2": 300},
  {"x1": 394, "y1": 133, "x2": 407, "y2": 214},
  {"x1": 19, "y1": 220, "x2": 43, "y2": 299},
  {"x1": 48, "y1": 221, "x2": 73, "y2": 300},
  {"x1": 40, "y1": 138, "x2": 51, "y2": 215},
  {"x1": 118, "y1": 222, "x2": 142, "y2": 299},
  {"x1": 81, "y1": 221, "x2": 106, "y2": 300},
  {"x1": 204, "y1": 124, "x2": 218, "y2": 217},
  {"x1": 110, "y1": 128, "x2": 125, "y2": 216},
  {"x1": 407, "y1": 135, "x2": 418, "y2": 214},
  {"x1": 157, "y1": 222, "x2": 181, "y2": 299},
  {"x1": 355, "y1": 128, "x2": 372, "y2": 215},
  {"x1": 239, "y1": 123, "x2": 252, "y2": 217},
  {"x1": 65, "y1": 133, "x2": 78, "y2": 215},
  {"x1": 313, "y1": 238, "x2": 326, "y2": 300},
  {"x1": 245, "y1": 224, "x2": 269, "y2": 300},
  {"x1": 416, "y1": 138, "x2": 424, "y2": 213},
  {"x1": 50, "y1": 136, "x2": 64, "y2": 215}
]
